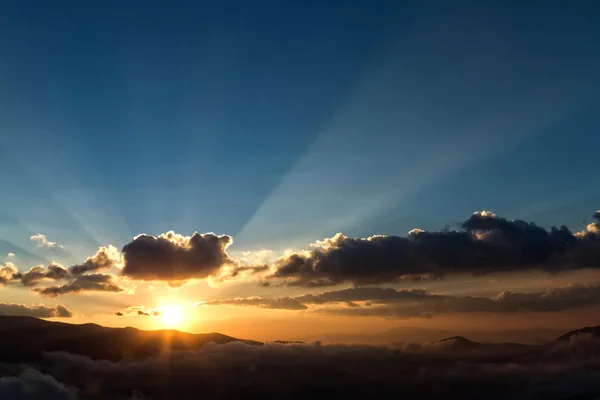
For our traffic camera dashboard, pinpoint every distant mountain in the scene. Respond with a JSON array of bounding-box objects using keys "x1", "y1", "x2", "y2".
[
  {"x1": 436, "y1": 336, "x2": 480, "y2": 348},
  {"x1": 0, "y1": 316, "x2": 261, "y2": 363},
  {"x1": 303, "y1": 326, "x2": 565, "y2": 345},
  {"x1": 556, "y1": 325, "x2": 600, "y2": 341}
]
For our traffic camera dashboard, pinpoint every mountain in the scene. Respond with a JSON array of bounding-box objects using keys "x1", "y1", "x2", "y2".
[
  {"x1": 556, "y1": 324, "x2": 600, "y2": 341},
  {"x1": 303, "y1": 326, "x2": 565, "y2": 345},
  {"x1": 436, "y1": 336, "x2": 481, "y2": 348},
  {"x1": 0, "y1": 315, "x2": 260, "y2": 363}
]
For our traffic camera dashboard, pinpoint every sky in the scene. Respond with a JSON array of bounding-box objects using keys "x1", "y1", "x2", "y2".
[{"x1": 1, "y1": 0, "x2": 600, "y2": 341}]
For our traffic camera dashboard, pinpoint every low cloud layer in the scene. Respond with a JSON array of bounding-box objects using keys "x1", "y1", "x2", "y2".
[
  {"x1": 34, "y1": 274, "x2": 124, "y2": 297},
  {"x1": 200, "y1": 296, "x2": 308, "y2": 310},
  {"x1": 268, "y1": 210, "x2": 600, "y2": 286},
  {"x1": 2, "y1": 335, "x2": 599, "y2": 399},
  {"x1": 0, "y1": 302, "x2": 72, "y2": 318},
  {"x1": 198, "y1": 283, "x2": 600, "y2": 319},
  {"x1": 121, "y1": 231, "x2": 233, "y2": 281},
  {"x1": 0, "y1": 369, "x2": 76, "y2": 400}
]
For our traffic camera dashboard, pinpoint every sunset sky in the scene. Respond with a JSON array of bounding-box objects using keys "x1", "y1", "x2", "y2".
[{"x1": 1, "y1": 1, "x2": 600, "y2": 342}]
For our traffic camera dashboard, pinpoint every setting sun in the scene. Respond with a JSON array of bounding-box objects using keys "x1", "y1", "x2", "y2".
[{"x1": 160, "y1": 306, "x2": 184, "y2": 327}]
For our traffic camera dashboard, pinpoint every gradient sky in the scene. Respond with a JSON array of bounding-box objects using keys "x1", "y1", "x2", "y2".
[{"x1": 1, "y1": 1, "x2": 600, "y2": 341}]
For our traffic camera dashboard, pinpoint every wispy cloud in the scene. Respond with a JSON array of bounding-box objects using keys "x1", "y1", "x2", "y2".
[{"x1": 30, "y1": 234, "x2": 64, "y2": 250}]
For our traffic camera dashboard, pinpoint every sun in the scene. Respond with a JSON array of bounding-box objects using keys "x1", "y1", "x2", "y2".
[{"x1": 160, "y1": 306, "x2": 183, "y2": 328}]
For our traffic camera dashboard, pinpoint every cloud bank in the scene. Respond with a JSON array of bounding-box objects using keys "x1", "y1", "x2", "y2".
[
  {"x1": 7, "y1": 209, "x2": 600, "y2": 296},
  {"x1": 267, "y1": 210, "x2": 600, "y2": 286},
  {"x1": 198, "y1": 283, "x2": 600, "y2": 319},
  {"x1": 2, "y1": 335, "x2": 599, "y2": 399},
  {"x1": 0, "y1": 369, "x2": 76, "y2": 400}
]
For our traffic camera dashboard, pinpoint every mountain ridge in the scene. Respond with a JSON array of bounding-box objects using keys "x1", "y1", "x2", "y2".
[{"x1": 0, "y1": 315, "x2": 261, "y2": 363}]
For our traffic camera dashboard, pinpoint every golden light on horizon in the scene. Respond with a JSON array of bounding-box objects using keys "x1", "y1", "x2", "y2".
[{"x1": 160, "y1": 305, "x2": 184, "y2": 328}]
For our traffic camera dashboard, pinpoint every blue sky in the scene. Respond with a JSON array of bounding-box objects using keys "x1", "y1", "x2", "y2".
[{"x1": 1, "y1": 0, "x2": 600, "y2": 265}]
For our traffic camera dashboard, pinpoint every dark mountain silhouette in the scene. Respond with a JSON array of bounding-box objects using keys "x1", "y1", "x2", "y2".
[
  {"x1": 436, "y1": 336, "x2": 480, "y2": 348},
  {"x1": 0, "y1": 315, "x2": 260, "y2": 363},
  {"x1": 304, "y1": 326, "x2": 564, "y2": 345},
  {"x1": 556, "y1": 324, "x2": 600, "y2": 341},
  {"x1": 273, "y1": 340, "x2": 305, "y2": 344}
]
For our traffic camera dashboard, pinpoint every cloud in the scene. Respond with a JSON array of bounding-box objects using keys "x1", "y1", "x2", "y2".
[
  {"x1": 114, "y1": 306, "x2": 161, "y2": 317},
  {"x1": 199, "y1": 283, "x2": 600, "y2": 318},
  {"x1": 30, "y1": 234, "x2": 64, "y2": 250},
  {"x1": 0, "y1": 302, "x2": 72, "y2": 318},
  {"x1": 199, "y1": 296, "x2": 307, "y2": 310},
  {"x1": 267, "y1": 210, "x2": 600, "y2": 286},
  {"x1": 0, "y1": 262, "x2": 19, "y2": 284},
  {"x1": 34, "y1": 274, "x2": 124, "y2": 297},
  {"x1": 121, "y1": 231, "x2": 233, "y2": 281},
  {"x1": 18, "y1": 263, "x2": 70, "y2": 286},
  {"x1": 7, "y1": 252, "x2": 15, "y2": 257},
  {"x1": 0, "y1": 369, "x2": 76, "y2": 400},
  {"x1": 12, "y1": 335, "x2": 600, "y2": 399},
  {"x1": 69, "y1": 245, "x2": 121, "y2": 275}
]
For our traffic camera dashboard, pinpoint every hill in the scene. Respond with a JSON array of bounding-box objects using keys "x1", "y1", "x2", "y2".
[
  {"x1": 556, "y1": 324, "x2": 600, "y2": 341},
  {"x1": 304, "y1": 326, "x2": 564, "y2": 345},
  {"x1": 0, "y1": 315, "x2": 260, "y2": 363}
]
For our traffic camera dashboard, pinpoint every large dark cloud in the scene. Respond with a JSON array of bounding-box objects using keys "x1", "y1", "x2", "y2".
[
  {"x1": 3, "y1": 336, "x2": 600, "y2": 399},
  {"x1": 121, "y1": 231, "x2": 233, "y2": 281},
  {"x1": 268, "y1": 210, "x2": 600, "y2": 286},
  {"x1": 69, "y1": 245, "x2": 120, "y2": 276},
  {"x1": 198, "y1": 283, "x2": 600, "y2": 318},
  {"x1": 34, "y1": 274, "x2": 124, "y2": 297},
  {"x1": 0, "y1": 302, "x2": 72, "y2": 318}
]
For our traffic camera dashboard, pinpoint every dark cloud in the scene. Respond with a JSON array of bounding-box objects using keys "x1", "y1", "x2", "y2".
[
  {"x1": 199, "y1": 296, "x2": 307, "y2": 310},
  {"x1": 34, "y1": 274, "x2": 124, "y2": 297},
  {"x1": 0, "y1": 262, "x2": 19, "y2": 284},
  {"x1": 4, "y1": 335, "x2": 599, "y2": 399},
  {"x1": 0, "y1": 369, "x2": 76, "y2": 400},
  {"x1": 121, "y1": 231, "x2": 232, "y2": 281},
  {"x1": 114, "y1": 306, "x2": 161, "y2": 317},
  {"x1": 18, "y1": 263, "x2": 70, "y2": 286},
  {"x1": 199, "y1": 283, "x2": 600, "y2": 318},
  {"x1": 0, "y1": 302, "x2": 72, "y2": 318},
  {"x1": 69, "y1": 245, "x2": 120, "y2": 276},
  {"x1": 268, "y1": 210, "x2": 600, "y2": 286}
]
